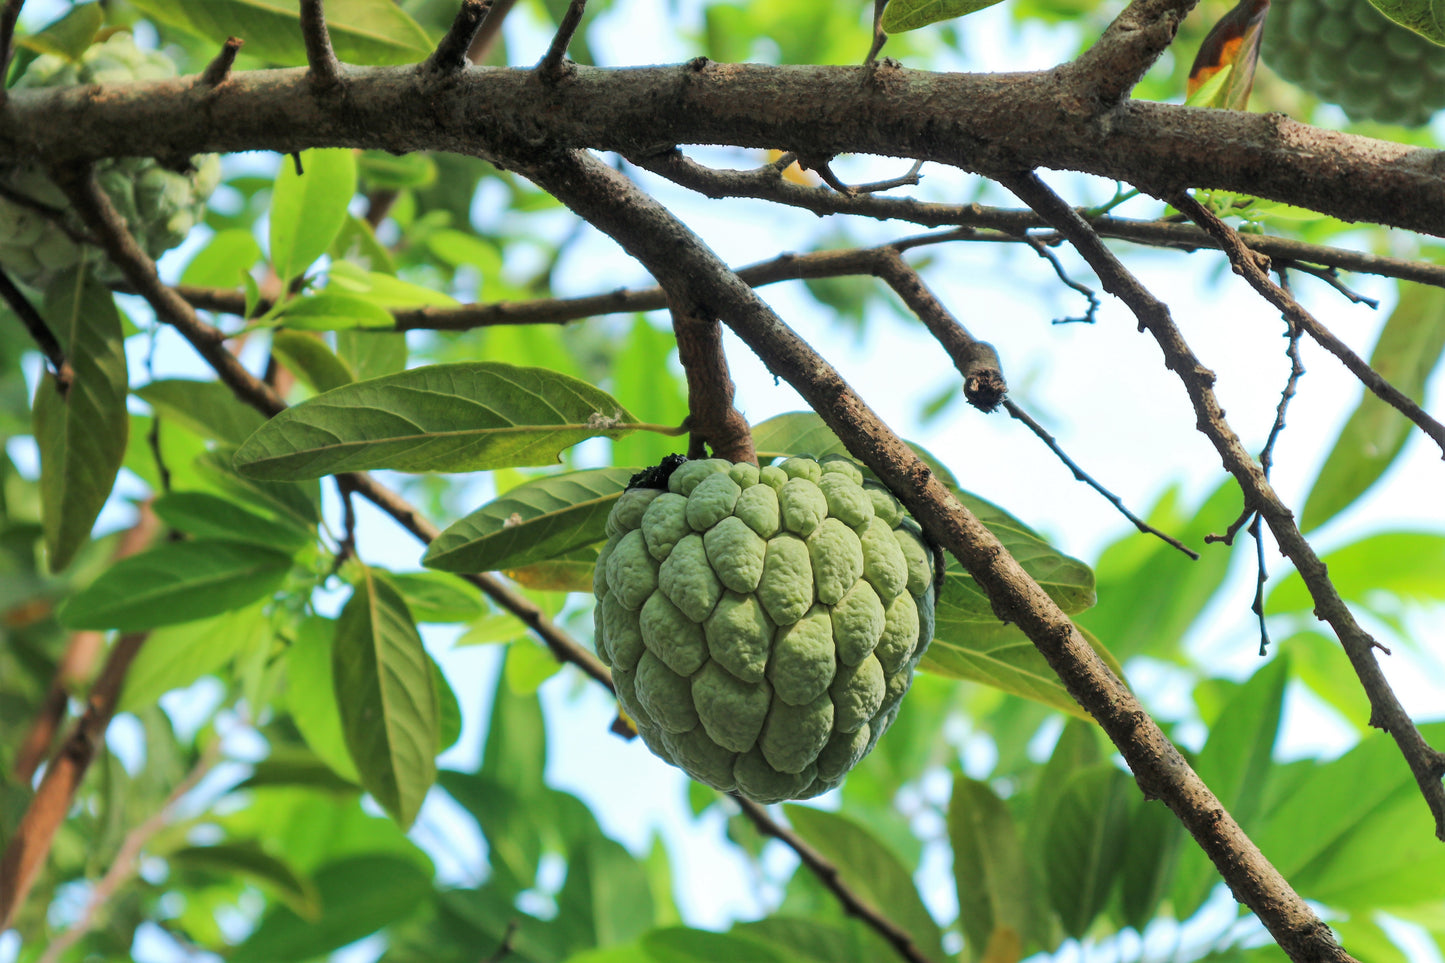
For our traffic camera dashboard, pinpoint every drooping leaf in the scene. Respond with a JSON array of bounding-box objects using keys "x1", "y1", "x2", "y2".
[
  {"x1": 270, "y1": 330, "x2": 356, "y2": 394},
  {"x1": 269, "y1": 149, "x2": 359, "y2": 284},
  {"x1": 609, "y1": 317, "x2": 690, "y2": 469},
  {"x1": 555, "y1": 836, "x2": 657, "y2": 951},
  {"x1": 881, "y1": 0, "x2": 1008, "y2": 32},
  {"x1": 233, "y1": 362, "x2": 638, "y2": 479},
  {"x1": 197, "y1": 446, "x2": 322, "y2": 529},
  {"x1": 118, "y1": 603, "x2": 271, "y2": 713},
  {"x1": 151, "y1": 490, "x2": 313, "y2": 552},
  {"x1": 504, "y1": 546, "x2": 601, "y2": 592},
  {"x1": 286, "y1": 615, "x2": 362, "y2": 784},
  {"x1": 335, "y1": 327, "x2": 408, "y2": 381},
  {"x1": 165, "y1": 841, "x2": 319, "y2": 919},
  {"x1": 229, "y1": 853, "x2": 431, "y2": 963},
  {"x1": 181, "y1": 227, "x2": 264, "y2": 288},
  {"x1": 424, "y1": 467, "x2": 635, "y2": 572},
  {"x1": 782, "y1": 806, "x2": 948, "y2": 963},
  {"x1": 1301, "y1": 283, "x2": 1445, "y2": 532},
  {"x1": 1117, "y1": 793, "x2": 1183, "y2": 931},
  {"x1": 33, "y1": 267, "x2": 128, "y2": 571},
  {"x1": 1043, "y1": 764, "x2": 1133, "y2": 939},
  {"x1": 333, "y1": 567, "x2": 439, "y2": 829},
  {"x1": 949, "y1": 776, "x2": 1039, "y2": 959},
  {"x1": 58, "y1": 540, "x2": 293, "y2": 632},
  {"x1": 126, "y1": 0, "x2": 435, "y2": 67},
  {"x1": 1186, "y1": 0, "x2": 1269, "y2": 109},
  {"x1": 388, "y1": 570, "x2": 485, "y2": 623}
]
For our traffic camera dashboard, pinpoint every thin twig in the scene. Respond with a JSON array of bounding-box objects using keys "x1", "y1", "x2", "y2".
[
  {"x1": 0, "y1": 267, "x2": 71, "y2": 392},
  {"x1": 481, "y1": 919, "x2": 519, "y2": 963},
  {"x1": 1002, "y1": 168, "x2": 1445, "y2": 846},
  {"x1": 1284, "y1": 262, "x2": 1380, "y2": 308},
  {"x1": 732, "y1": 795, "x2": 934, "y2": 963},
  {"x1": 200, "y1": 37, "x2": 243, "y2": 86},
  {"x1": 299, "y1": 0, "x2": 342, "y2": 89},
  {"x1": 1173, "y1": 192, "x2": 1445, "y2": 461},
  {"x1": 865, "y1": 0, "x2": 889, "y2": 64},
  {"x1": 36, "y1": 740, "x2": 223, "y2": 963},
  {"x1": 1248, "y1": 513, "x2": 1270, "y2": 657},
  {"x1": 1022, "y1": 234, "x2": 1101, "y2": 324},
  {"x1": 669, "y1": 302, "x2": 756, "y2": 463},
  {"x1": 537, "y1": 0, "x2": 587, "y2": 79},
  {"x1": 426, "y1": 0, "x2": 491, "y2": 74},
  {"x1": 1003, "y1": 400, "x2": 1200, "y2": 559}
]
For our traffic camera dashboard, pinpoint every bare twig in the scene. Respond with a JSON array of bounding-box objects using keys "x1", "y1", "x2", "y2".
[
  {"x1": 733, "y1": 795, "x2": 934, "y2": 963},
  {"x1": 1022, "y1": 234, "x2": 1101, "y2": 324},
  {"x1": 200, "y1": 37, "x2": 243, "y2": 86},
  {"x1": 426, "y1": 0, "x2": 492, "y2": 74},
  {"x1": 1284, "y1": 262, "x2": 1380, "y2": 308},
  {"x1": 1173, "y1": 193, "x2": 1445, "y2": 460},
  {"x1": 299, "y1": 0, "x2": 342, "y2": 90},
  {"x1": 1002, "y1": 169, "x2": 1445, "y2": 845},
  {"x1": 865, "y1": 0, "x2": 889, "y2": 64},
  {"x1": 0, "y1": 633, "x2": 147, "y2": 930},
  {"x1": 511, "y1": 146, "x2": 1355, "y2": 963},
  {"x1": 1248, "y1": 513, "x2": 1270, "y2": 657},
  {"x1": 669, "y1": 302, "x2": 756, "y2": 463},
  {"x1": 36, "y1": 740, "x2": 223, "y2": 963},
  {"x1": 1064, "y1": 0, "x2": 1200, "y2": 106},
  {"x1": 466, "y1": 0, "x2": 514, "y2": 64},
  {"x1": 1003, "y1": 400, "x2": 1200, "y2": 559},
  {"x1": 537, "y1": 0, "x2": 587, "y2": 79},
  {"x1": 0, "y1": 267, "x2": 71, "y2": 392}
]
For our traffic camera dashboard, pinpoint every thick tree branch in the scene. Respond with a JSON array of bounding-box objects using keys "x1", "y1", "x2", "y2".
[
  {"x1": 507, "y1": 146, "x2": 1353, "y2": 963},
  {"x1": 426, "y1": 0, "x2": 492, "y2": 74},
  {"x1": 1064, "y1": 0, "x2": 1199, "y2": 106},
  {"x1": 6, "y1": 64, "x2": 1445, "y2": 236},
  {"x1": 1000, "y1": 169, "x2": 1445, "y2": 842}
]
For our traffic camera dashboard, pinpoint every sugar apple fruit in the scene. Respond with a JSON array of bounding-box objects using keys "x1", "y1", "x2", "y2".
[
  {"x1": 0, "y1": 34, "x2": 221, "y2": 286},
  {"x1": 1262, "y1": 0, "x2": 1445, "y2": 125},
  {"x1": 593, "y1": 454, "x2": 938, "y2": 803}
]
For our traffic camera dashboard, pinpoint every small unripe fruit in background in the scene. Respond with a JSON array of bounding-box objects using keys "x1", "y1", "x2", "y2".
[
  {"x1": 594, "y1": 455, "x2": 938, "y2": 803},
  {"x1": 0, "y1": 34, "x2": 221, "y2": 287}
]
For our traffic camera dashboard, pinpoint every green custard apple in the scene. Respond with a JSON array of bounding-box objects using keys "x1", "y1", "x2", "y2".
[
  {"x1": 0, "y1": 34, "x2": 221, "y2": 286},
  {"x1": 1262, "y1": 0, "x2": 1445, "y2": 125},
  {"x1": 593, "y1": 454, "x2": 939, "y2": 803}
]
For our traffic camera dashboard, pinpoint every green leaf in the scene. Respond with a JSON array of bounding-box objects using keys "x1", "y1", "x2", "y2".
[
  {"x1": 166, "y1": 841, "x2": 319, "y2": 918},
  {"x1": 732, "y1": 917, "x2": 873, "y2": 963},
  {"x1": 286, "y1": 615, "x2": 362, "y2": 784},
  {"x1": 118, "y1": 603, "x2": 271, "y2": 713},
  {"x1": 198, "y1": 446, "x2": 322, "y2": 529},
  {"x1": 328, "y1": 261, "x2": 458, "y2": 307},
  {"x1": 336, "y1": 328, "x2": 408, "y2": 381},
  {"x1": 642, "y1": 926, "x2": 787, "y2": 963},
  {"x1": 556, "y1": 836, "x2": 657, "y2": 950},
  {"x1": 269, "y1": 149, "x2": 358, "y2": 284},
  {"x1": 333, "y1": 566, "x2": 439, "y2": 829},
  {"x1": 358, "y1": 150, "x2": 439, "y2": 190},
  {"x1": 1043, "y1": 764, "x2": 1133, "y2": 939},
  {"x1": 126, "y1": 0, "x2": 435, "y2": 66},
  {"x1": 782, "y1": 806, "x2": 947, "y2": 963},
  {"x1": 34, "y1": 267, "x2": 128, "y2": 572},
  {"x1": 233, "y1": 362, "x2": 638, "y2": 479},
  {"x1": 432, "y1": 653, "x2": 463, "y2": 752},
  {"x1": 949, "y1": 775, "x2": 1038, "y2": 959},
  {"x1": 181, "y1": 228, "x2": 263, "y2": 288},
  {"x1": 881, "y1": 0, "x2": 1008, "y2": 32},
  {"x1": 151, "y1": 490, "x2": 313, "y2": 551},
  {"x1": 608, "y1": 317, "x2": 690, "y2": 469},
  {"x1": 270, "y1": 330, "x2": 356, "y2": 394},
  {"x1": 388, "y1": 570, "x2": 485, "y2": 623},
  {"x1": 1117, "y1": 794, "x2": 1183, "y2": 930},
  {"x1": 1268, "y1": 532, "x2": 1445, "y2": 612},
  {"x1": 424, "y1": 467, "x2": 635, "y2": 572},
  {"x1": 504, "y1": 640, "x2": 562, "y2": 694},
  {"x1": 59, "y1": 540, "x2": 293, "y2": 632},
  {"x1": 1301, "y1": 283, "x2": 1445, "y2": 531},
  {"x1": 136, "y1": 378, "x2": 267, "y2": 445},
  {"x1": 277, "y1": 291, "x2": 396, "y2": 331},
  {"x1": 503, "y1": 546, "x2": 601, "y2": 593},
  {"x1": 229, "y1": 853, "x2": 431, "y2": 963}
]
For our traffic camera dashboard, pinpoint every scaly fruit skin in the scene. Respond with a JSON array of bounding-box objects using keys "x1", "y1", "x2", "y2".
[
  {"x1": 1262, "y1": 0, "x2": 1445, "y2": 125},
  {"x1": 0, "y1": 34, "x2": 221, "y2": 287},
  {"x1": 593, "y1": 455, "x2": 937, "y2": 803}
]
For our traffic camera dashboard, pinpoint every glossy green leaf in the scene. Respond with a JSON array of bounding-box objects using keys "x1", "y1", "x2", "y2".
[
  {"x1": 782, "y1": 806, "x2": 947, "y2": 963},
  {"x1": 1043, "y1": 764, "x2": 1133, "y2": 939},
  {"x1": 277, "y1": 292, "x2": 395, "y2": 331},
  {"x1": 949, "y1": 775, "x2": 1037, "y2": 959},
  {"x1": 166, "y1": 841, "x2": 319, "y2": 919},
  {"x1": 34, "y1": 267, "x2": 128, "y2": 571},
  {"x1": 233, "y1": 362, "x2": 638, "y2": 479},
  {"x1": 388, "y1": 570, "x2": 485, "y2": 623},
  {"x1": 328, "y1": 261, "x2": 458, "y2": 307},
  {"x1": 198, "y1": 446, "x2": 322, "y2": 529},
  {"x1": 152, "y1": 490, "x2": 313, "y2": 551},
  {"x1": 137, "y1": 378, "x2": 267, "y2": 445},
  {"x1": 881, "y1": 0, "x2": 1007, "y2": 32},
  {"x1": 424, "y1": 467, "x2": 635, "y2": 572},
  {"x1": 333, "y1": 567, "x2": 439, "y2": 828},
  {"x1": 59, "y1": 540, "x2": 292, "y2": 632},
  {"x1": 270, "y1": 330, "x2": 356, "y2": 394},
  {"x1": 181, "y1": 228, "x2": 263, "y2": 288},
  {"x1": 1268, "y1": 532, "x2": 1445, "y2": 612},
  {"x1": 229, "y1": 853, "x2": 431, "y2": 963},
  {"x1": 1301, "y1": 283, "x2": 1445, "y2": 532},
  {"x1": 118, "y1": 603, "x2": 271, "y2": 713},
  {"x1": 127, "y1": 0, "x2": 435, "y2": 67},
  {"x1": 269, "y1": 149, "x2": 358, "y2": 283},
  {"x1": 286, "y1": 615, "x2": 362, "y2": 783}
]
